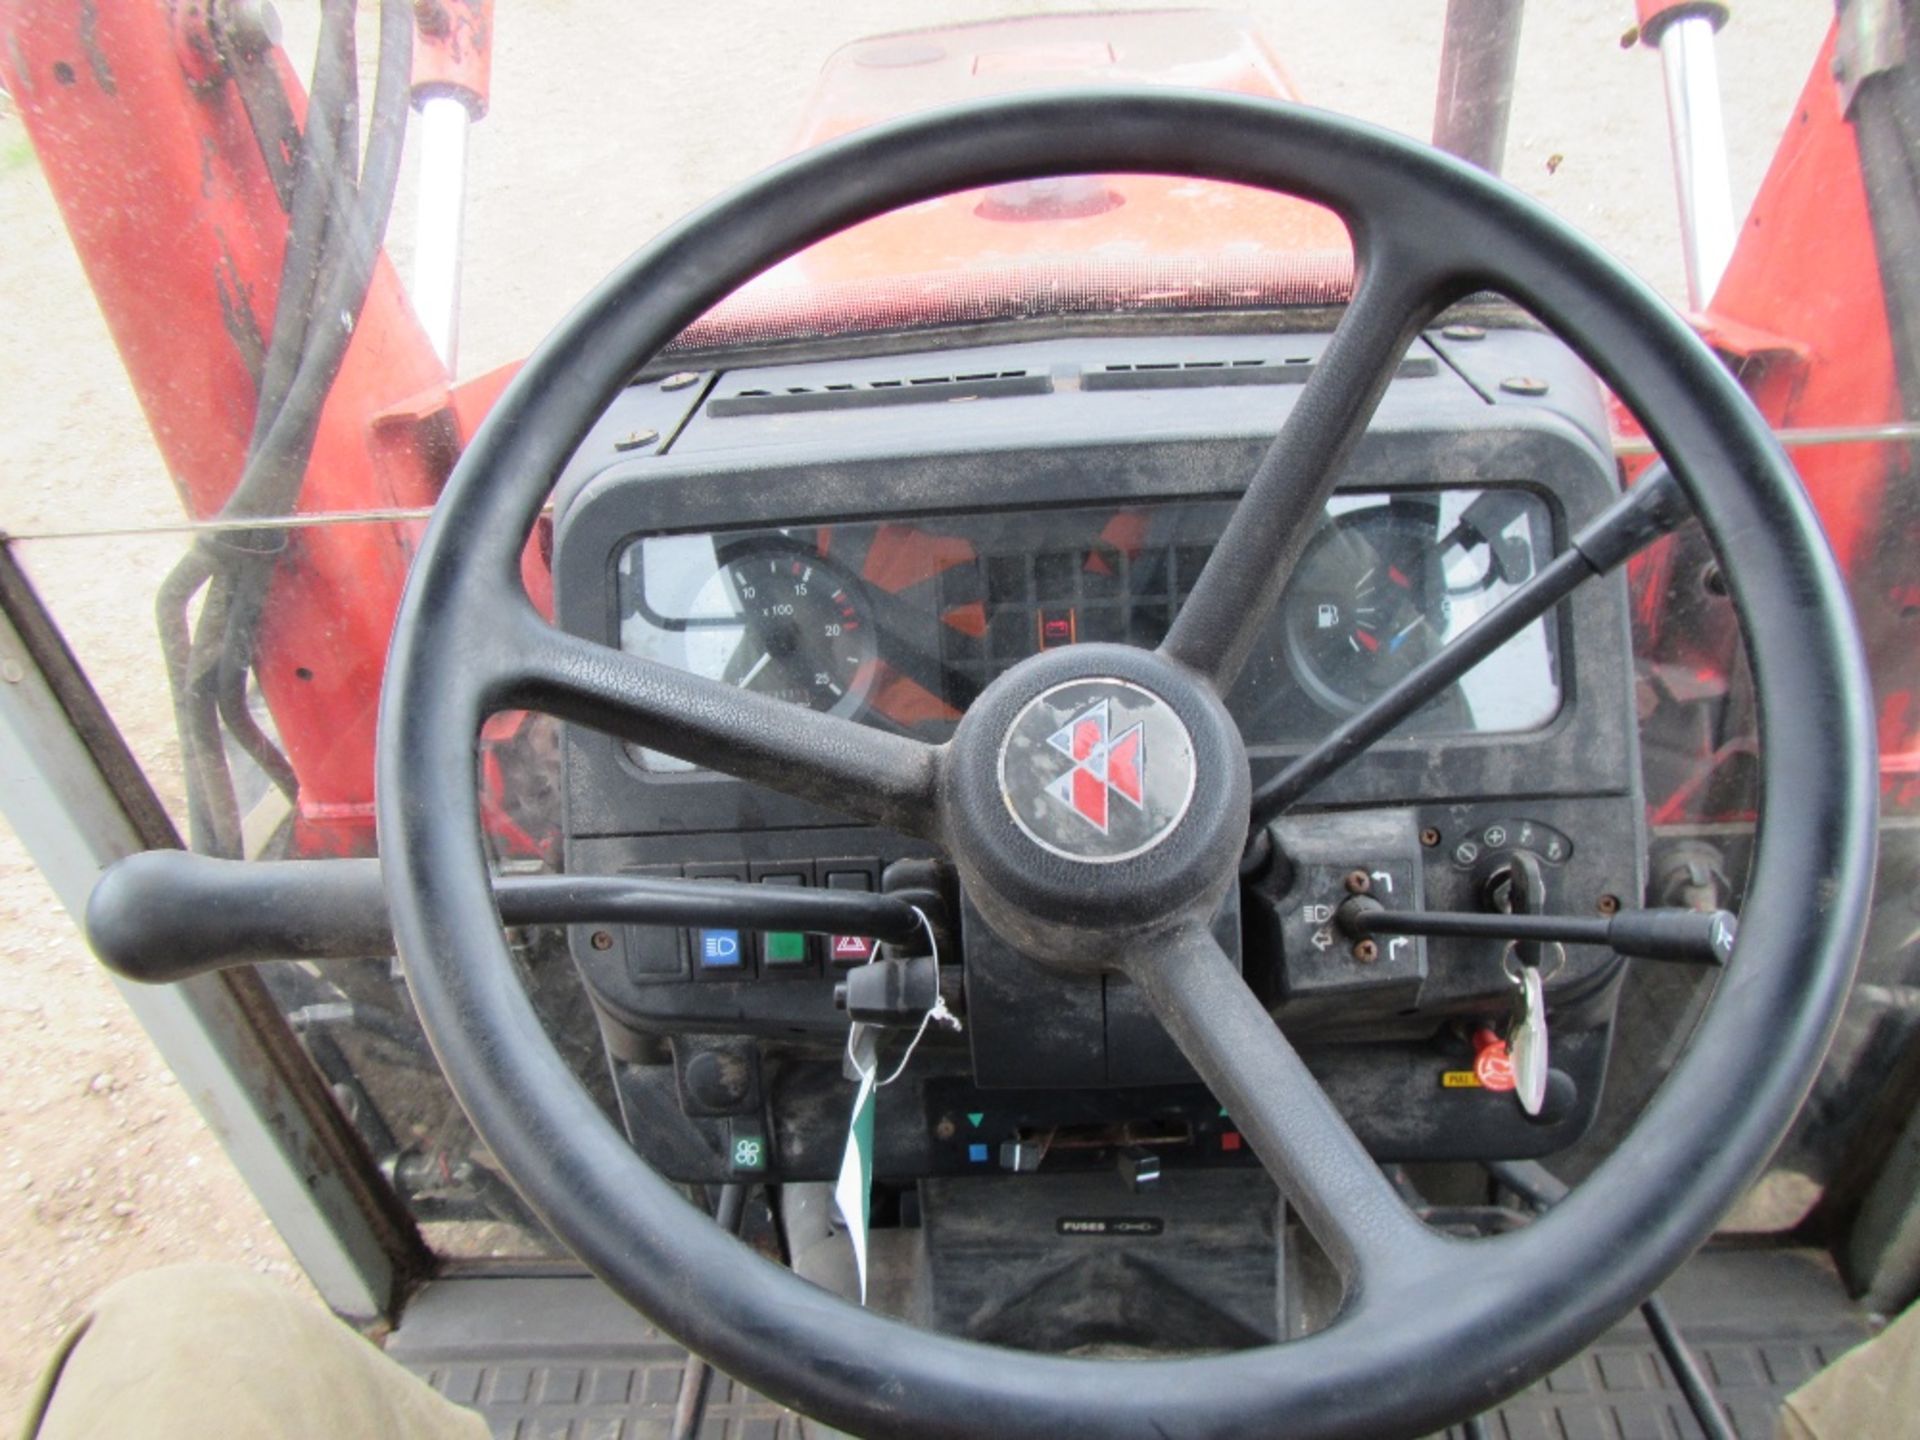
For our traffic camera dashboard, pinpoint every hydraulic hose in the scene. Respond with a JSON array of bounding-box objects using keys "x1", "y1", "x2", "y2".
[{"x1": 160, "y1": 0, "x2": 414, "y2": 854}]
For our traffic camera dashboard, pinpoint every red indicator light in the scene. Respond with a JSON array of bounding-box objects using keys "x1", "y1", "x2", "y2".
[
  {"x1": 1037, "y1": 608, "x2": 1078, "y2": 649},
  {"x1": 1220, "y1": 1131, "x2": 1243, "y2": 1153}
]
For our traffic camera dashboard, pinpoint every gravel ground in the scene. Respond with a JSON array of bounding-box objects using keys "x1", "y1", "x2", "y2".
[{"x1": 0, "y1": 1, "x2": 1830, "y2": 1426}]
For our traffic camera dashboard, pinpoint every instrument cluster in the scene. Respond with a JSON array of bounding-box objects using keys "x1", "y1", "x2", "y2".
[{"x1": 617, "y1": 491, "x2": 1560, "y2": 770}]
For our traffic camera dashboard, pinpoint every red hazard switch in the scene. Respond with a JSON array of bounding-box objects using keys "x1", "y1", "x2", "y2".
[
  {"x1": 824, "y1": 867, "x2": 881, "y2": 966},
  {"x1": 830, "y1": 934, "x2": 879, "y2": 966}
]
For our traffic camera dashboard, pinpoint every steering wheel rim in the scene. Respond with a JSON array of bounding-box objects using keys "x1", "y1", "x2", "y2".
[{"x1": 376, "y1": 90, "x2": 1876, "y2": 1439}]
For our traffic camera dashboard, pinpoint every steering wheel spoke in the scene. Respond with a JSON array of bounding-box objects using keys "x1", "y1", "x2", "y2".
[
  {"x1": 1159, "y1": 252, "x2": 1452, "y2": 692},
  {"x1": 1122, "y1": 920, "x2": 1441, "y2": 1292},
  {"x1": 502, "y1": 610, "x2": 944, "y2": 840}
]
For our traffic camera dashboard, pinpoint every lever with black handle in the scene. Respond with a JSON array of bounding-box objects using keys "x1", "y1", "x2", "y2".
[
  {"x1": 1337, "y1": 895, "x2": 1736, "y2": 965},
  {"x1": 86, "y1": 850, "x2": 924, "y2": 985}
]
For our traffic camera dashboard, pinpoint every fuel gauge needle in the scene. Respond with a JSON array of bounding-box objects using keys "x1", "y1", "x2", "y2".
[{"x1": 1387, "y1": 615, "x2": 1427, "y2": 653}]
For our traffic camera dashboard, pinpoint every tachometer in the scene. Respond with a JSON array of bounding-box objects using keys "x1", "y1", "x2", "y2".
[{"x1": 678, "y1": 544, "x2": 878, "y2": 716}]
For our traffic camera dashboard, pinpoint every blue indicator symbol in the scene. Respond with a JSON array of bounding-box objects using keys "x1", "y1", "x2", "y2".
[
  {"x1": 698, "y1": 929, "x2": 743, "y2": 967},
  {"x1": 967, "y1": 1143, "x2": 989, "y2": 1164}
]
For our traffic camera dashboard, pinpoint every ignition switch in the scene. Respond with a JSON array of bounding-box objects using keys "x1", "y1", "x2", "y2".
[
  {"x1": 1484, "y1": 849, "x2": 1548, "y2": 968},
  {"x1": 1483, "y1": 848, "x2": 1547, "y2": 917}
]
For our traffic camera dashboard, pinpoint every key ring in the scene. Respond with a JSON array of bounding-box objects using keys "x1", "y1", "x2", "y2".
[{"x1": 1501, "y1": 939, "x2": 1567, "y2": 985}]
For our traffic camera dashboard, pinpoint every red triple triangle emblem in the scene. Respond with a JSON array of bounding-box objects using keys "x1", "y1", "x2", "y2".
[{"x1": 1043, "y1": 700, "x2": 1146, "y2": 834}]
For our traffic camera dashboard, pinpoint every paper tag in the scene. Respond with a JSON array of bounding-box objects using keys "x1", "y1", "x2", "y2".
[
  {"x1": 830, "y1": 911, "x2": 961, "y2": 1306},
  {"x1": 833, "y1": 1024, "x2": 879, "y2": 1304}
]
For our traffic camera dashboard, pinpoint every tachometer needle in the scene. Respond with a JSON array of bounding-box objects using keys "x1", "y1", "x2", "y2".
[{"x1": 739, "y1": 651, "x2": 772, "y2": 688}]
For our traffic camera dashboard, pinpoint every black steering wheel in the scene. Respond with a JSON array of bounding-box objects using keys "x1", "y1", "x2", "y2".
[{"x1": 377, "y1": 91, "x2": 1875, "y2": 1439}]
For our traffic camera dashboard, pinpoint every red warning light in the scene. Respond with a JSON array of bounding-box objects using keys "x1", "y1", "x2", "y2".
[{"x1": 1037, "y1": 607, "x2": 1078, "y2": 649}]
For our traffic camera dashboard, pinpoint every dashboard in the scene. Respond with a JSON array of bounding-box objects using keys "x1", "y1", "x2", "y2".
[{"x1": 552, "y1": 323, "x2": 1643, "y2": 1187}]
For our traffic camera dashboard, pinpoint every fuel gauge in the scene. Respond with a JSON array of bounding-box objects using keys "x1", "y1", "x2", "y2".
[{"x1": 1284, "y1": 506, "x2": 1450, "y2": 713}]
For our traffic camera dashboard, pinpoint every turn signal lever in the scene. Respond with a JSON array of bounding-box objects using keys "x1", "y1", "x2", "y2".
[
  {"x1": 1336, "y1": 895, "x2": 1736, "y2": 965},
  {"x1": 86, "y1": 850, "x2": 923, "y2": 985}
]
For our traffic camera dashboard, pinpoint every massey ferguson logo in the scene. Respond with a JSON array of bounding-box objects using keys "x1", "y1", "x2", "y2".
[
  {"x1": 1044, "y1": 700, "x2": 1144, "y2": 833},
  {"x1": 999, "y1": 677, "x2": 1197, "y2": 864}
]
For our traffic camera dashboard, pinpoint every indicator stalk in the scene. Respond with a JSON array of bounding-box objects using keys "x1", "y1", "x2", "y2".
[{"x1": 1336, "y1": 895, "x2": 1734, "y2": 964}]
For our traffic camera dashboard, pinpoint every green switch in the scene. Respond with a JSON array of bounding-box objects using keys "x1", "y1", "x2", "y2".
[
  {"x1": 728, "y1": 1118, "x2": 769, "y2": 1176},
  {"x1": 764, "y1": 930, "x2": 808, "y2": 965},
  {"x1": 758, "y1": 872, "x2": 810, "y2": 967}
]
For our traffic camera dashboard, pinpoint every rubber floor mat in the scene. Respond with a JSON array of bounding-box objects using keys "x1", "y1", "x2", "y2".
[{"x1": 392, "y1": 1249, "x2": 1871, "y2": 1439}]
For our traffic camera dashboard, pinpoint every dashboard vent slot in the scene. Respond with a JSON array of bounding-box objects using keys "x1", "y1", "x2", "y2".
[
  {"x1": 709, "y1": 368, "x2": 1051, "y2": 417},
  {"x1": 1085, "y1": 355, "x2": 1437, "y2": 391}
]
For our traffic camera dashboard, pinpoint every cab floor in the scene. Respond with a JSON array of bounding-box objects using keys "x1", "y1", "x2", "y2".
[{"x1": 387, "y1": 1246, "x2": 1869, "y2": 1440}]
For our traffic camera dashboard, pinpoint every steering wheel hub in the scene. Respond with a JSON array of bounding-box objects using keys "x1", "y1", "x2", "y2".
[
  {"x1": 943, "y1": 644, "x2": 1248, "y2": 965},
  {"x1": 997, "y1": 676, "x2": 1197, "y2": 864}
]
